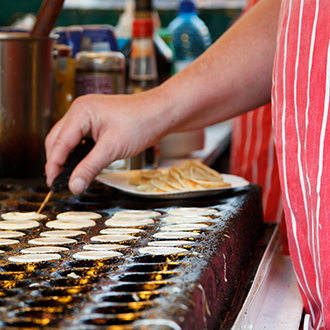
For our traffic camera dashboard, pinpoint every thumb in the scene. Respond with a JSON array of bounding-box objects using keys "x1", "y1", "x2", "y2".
[{"x1": 68, "y1": 139, "x2": 114, "y2": 195}]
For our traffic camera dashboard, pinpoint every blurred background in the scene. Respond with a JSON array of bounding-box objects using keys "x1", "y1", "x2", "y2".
[{"x1": 0, "y1": 0, "x2": 245, "y2": 43}]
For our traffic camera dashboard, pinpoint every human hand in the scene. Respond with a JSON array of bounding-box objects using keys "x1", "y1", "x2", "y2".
[{"x1": 45, "y1": 91, "x2": 169, "y2": 195}]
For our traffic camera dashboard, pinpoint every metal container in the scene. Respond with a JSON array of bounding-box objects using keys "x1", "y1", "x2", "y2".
[{"x1": 0, "y1": 33, "x2": 56, "y2": 177}]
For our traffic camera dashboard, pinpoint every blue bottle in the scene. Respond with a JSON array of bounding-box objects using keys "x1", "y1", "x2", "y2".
[{"x1": 168, "y1": 0, "x2": 211, "y2": 72}]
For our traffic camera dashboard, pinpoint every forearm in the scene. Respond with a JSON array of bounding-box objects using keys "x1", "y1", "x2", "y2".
[{"x1": 154, "y1": 0, "x2": 282, "y2": 134}]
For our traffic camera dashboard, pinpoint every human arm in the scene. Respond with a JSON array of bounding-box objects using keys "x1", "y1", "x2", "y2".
[{"x1": 45, "y1": 0, "x2": 281, "y2": 195}]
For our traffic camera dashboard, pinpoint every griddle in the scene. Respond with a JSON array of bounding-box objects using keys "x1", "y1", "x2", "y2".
[{"x1": 0, "y1": 178, "x2": 270, "y2": 330}]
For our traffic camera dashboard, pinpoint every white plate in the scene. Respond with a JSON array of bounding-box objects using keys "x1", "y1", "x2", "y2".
[{"x1": 96, "y1": 169, "x2": 249, "y2": 199}]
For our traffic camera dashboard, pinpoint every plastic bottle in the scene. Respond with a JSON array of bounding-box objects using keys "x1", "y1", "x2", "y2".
[
  {"x1": 168, "y1": 0, "x2": 211, "y2": 72},
  {"x1": 160, "y1": 0, "x2": 208, "y2": 159},
  {"x1": 115, "y1": 0, "x2": 135, "y2": 52}
]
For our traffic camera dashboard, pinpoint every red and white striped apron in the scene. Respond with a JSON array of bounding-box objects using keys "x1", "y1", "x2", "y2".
[
  {"x1": 230, "y1": 104, "x2": 284, "y2": 223},
  {"x1": 273, "y1": 0, "x2": 330, "y2": 328},
  {"x1": 230, "y1": 0, "x2": 284, "y2": 225}
]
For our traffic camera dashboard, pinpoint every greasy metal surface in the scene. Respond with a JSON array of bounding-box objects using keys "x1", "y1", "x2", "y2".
[{"x1": 0, "y1": 179, "x2": 265, "y2": 330}]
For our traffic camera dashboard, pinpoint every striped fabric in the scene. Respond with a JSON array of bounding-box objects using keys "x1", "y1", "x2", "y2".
[
  {"x1": 273, "y1": 0, "x2": 330, "y2": 328},
  {"x1": 230, "y1": 104, "x2": 284, "y2": 223},
  {"x1": 230, "y1": 0, "x2": 284, "y2": 225}
]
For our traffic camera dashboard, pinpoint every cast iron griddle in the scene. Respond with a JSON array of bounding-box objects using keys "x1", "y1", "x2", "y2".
[{"x1": 0, "y1": 179, "x2": 266, "y2": 330}]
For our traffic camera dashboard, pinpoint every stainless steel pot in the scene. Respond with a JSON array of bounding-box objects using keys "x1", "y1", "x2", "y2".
[{"x1": 0, "y1": 33, "x2": 55, "y2": 177}]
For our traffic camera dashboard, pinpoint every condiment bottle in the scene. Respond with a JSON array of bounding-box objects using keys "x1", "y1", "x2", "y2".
[
  {"x1": 126, "y1": 17, "x2": 160, "y2": 168},
  {"x1": 122, "y1": 0, "x2": 174, "y2": 85},
  {"x1": 75, "y1": 51, "x2": 125, "y2": 97},
  {"x1": 126, "y1": 18, "x2": 158, "y2": 94},
  {"x1": 53, "y1": 44, "x2": 75, "y2": 124}
]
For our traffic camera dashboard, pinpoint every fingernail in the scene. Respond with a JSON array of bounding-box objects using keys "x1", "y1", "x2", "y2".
[{"x1": 70, "y1": 177, "x2": 87, "y2": 195}]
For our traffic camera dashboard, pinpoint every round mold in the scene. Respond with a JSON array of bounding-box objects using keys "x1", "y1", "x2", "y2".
[
  {"x1": 67, "y1": 256, "x2": 121, "y2": 269},
  {"x1": 23, "y1": 295, "x2": 74, "y2": 307},
  {"x1": 117, "y1": 271, "x2": 178, "y2": 283},
  {"x1": 106, "y1": 282, "x2": 168, "y2": 292},
  {"x1": 54, "y1": 268, "x2": 101, "y2": 278},
  {"x1": 124, "y1": 263, "x2": 182, "y2": 273},
  {"x1": 93, "y1": 291, "x2": 164, "y2": 303},
  {"x1": 38, "y1": 286, "x2": 88, "y2": 298},
  {"x1": 47, "y1": 275, "x2": 100, "y2": 288},
  {"x1": 78, "y1": 313, "x2": 139, "y2": 326},
  {"x1": 4, "y1": 308, "x2": 56, "y2": 327},
  {"x1": 0, "y1": 270, "x2": 35, "y2": 281},
  {"x1": 88, "y1": 301, "x2": 155, "y2": 314},
  {"x1": 132, "y1": 253, "x2": 187, "y2": 264},
  {"x1": 0, "y1": 279, "x2": 34, "y2": 290},
  {"x1": 1, "y1": 257, "x2": 61, "y2": 273}
]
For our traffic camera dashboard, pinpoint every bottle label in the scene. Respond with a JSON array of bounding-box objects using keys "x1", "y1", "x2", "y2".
[
  {"x1": 76, "y1": 72, "x2": 125, "y2": 97},
  {"x1": 130, "y1": 57, "x2": 158, "y2": 80},
  {"x1": 129, "y1": 38, "x2": 158, "y2": 81}
]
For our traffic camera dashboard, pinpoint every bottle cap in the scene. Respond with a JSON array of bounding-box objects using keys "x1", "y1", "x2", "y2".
[
  {"x1": 180, "y1": 0, "x2": 196, "y2": 13},
  {"x1": 132, "y1": 18, "x2": 154, "y2": 37},
  {"x1": 135, "y1": 0, "x2": 152, "y2": 18},
  {"x1": 54, "y1": 44, "x2": 72, "y2": 58}
]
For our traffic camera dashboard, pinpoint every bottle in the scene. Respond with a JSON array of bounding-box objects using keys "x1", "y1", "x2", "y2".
[
  {"x1": 115, "y1": 0, "x2": 135, "y2": 52},
  {"x1": 53, "y1": 44, "x2": 75, "y2": 124},
  {"x1": 126, "y1": 17, "x2": 159, "y2": 168},
  {"x1": 53, "y1": 26, "x2": 84, "y2": 58},
  {"x1": 75, "y1": 51, "x2": 125, "y2": 97},
  {"x1": 168, "y1": 0, "x2": 211, "y2": 72},
  {"x1": 126, "y1": 18, "x2": 158, "y2": 94},
  {"x1": 122, "y1": 0, "x2": 174, "y2": 85},
  {"x1": 160, "y1": 0, "x2": 209, "y2": 159}
]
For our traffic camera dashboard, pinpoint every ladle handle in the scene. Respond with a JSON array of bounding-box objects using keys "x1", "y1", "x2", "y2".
[
  {"x1": 30, "y1": 0, "x2": 65, "y2": 37},
  {"x1": 51, "y1": 138, "x2": 95, "y2": 193}
]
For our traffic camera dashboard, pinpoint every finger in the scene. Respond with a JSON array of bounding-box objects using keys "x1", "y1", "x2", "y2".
[
  {"x1": 45, "y1": 117, "x2": 66, "y2": 161},
  {"x1": 68, "y1": 136, "x2": 115, "y2": 195},
  {"x1": 45, "y1": 110, "x2": 93, "y2": 187}
]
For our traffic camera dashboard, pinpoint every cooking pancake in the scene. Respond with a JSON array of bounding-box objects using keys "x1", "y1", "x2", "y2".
[
  {"x1": 153, "y1": 232, "x2": 200, "y2": 239},
  {"x1": 111, "y1": 210, "x2": 161, "y2": 219},
  {"x1": 100, "y1": 228, "x2": 145, "y2": 235},
  {"x1": 0, "y1": 231, "x2": 25, "y2": 238},
  {"x1": 138, "y1": 247, "x2": 188, "y2": 255},
  {"x1": 46, "y1": 219, "x2": 96, "y2": 229},
  {"x1": 83, "y1": 244, "x2": 129, "y2": 251},
  {"x1": 0, "y1": 220, "x2": 40, "y2": 230},
  {"x1": 90, "y1": 234, "x2": 137, "y2": 243},
  {"x1": 28, "y1": 237, "x2": 77, "y2": 245},
  {"x1": 21, "y1": 246, "x2": 69, "y2": 253},
  {"x1": 162, "y1": 216, "x2": 210, "y2": 224},
  {"x1": 167, "y1": 207, "x2": 217, "y2": 216},
  {"x1": 0, "y1": 238, "x2": 19, "y2": 246},
  {"x1": 148, "y1": 240, "x2": 194, "y2": 247},
  {"x1": 1, "y1": 211, "x2": 47, "y2": 221},
  {"x1": 105, "y1": 218, "x2": 154, "y2": 227},
  {"x1": 56, "y1": 211, "x2": 102, "y2": 221},
  {"x1": 8, "y1": 253, "x2": 61, "y2": 263},
  {"x1": 40, "y1": 230, "x2": 86, "y2": 237},
  {"x1": 73, "y1": 251, "x2": 123, "y2": 260},
  {"x1": 160, "y1": 224, "x2": 209, "y2": 231}
]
